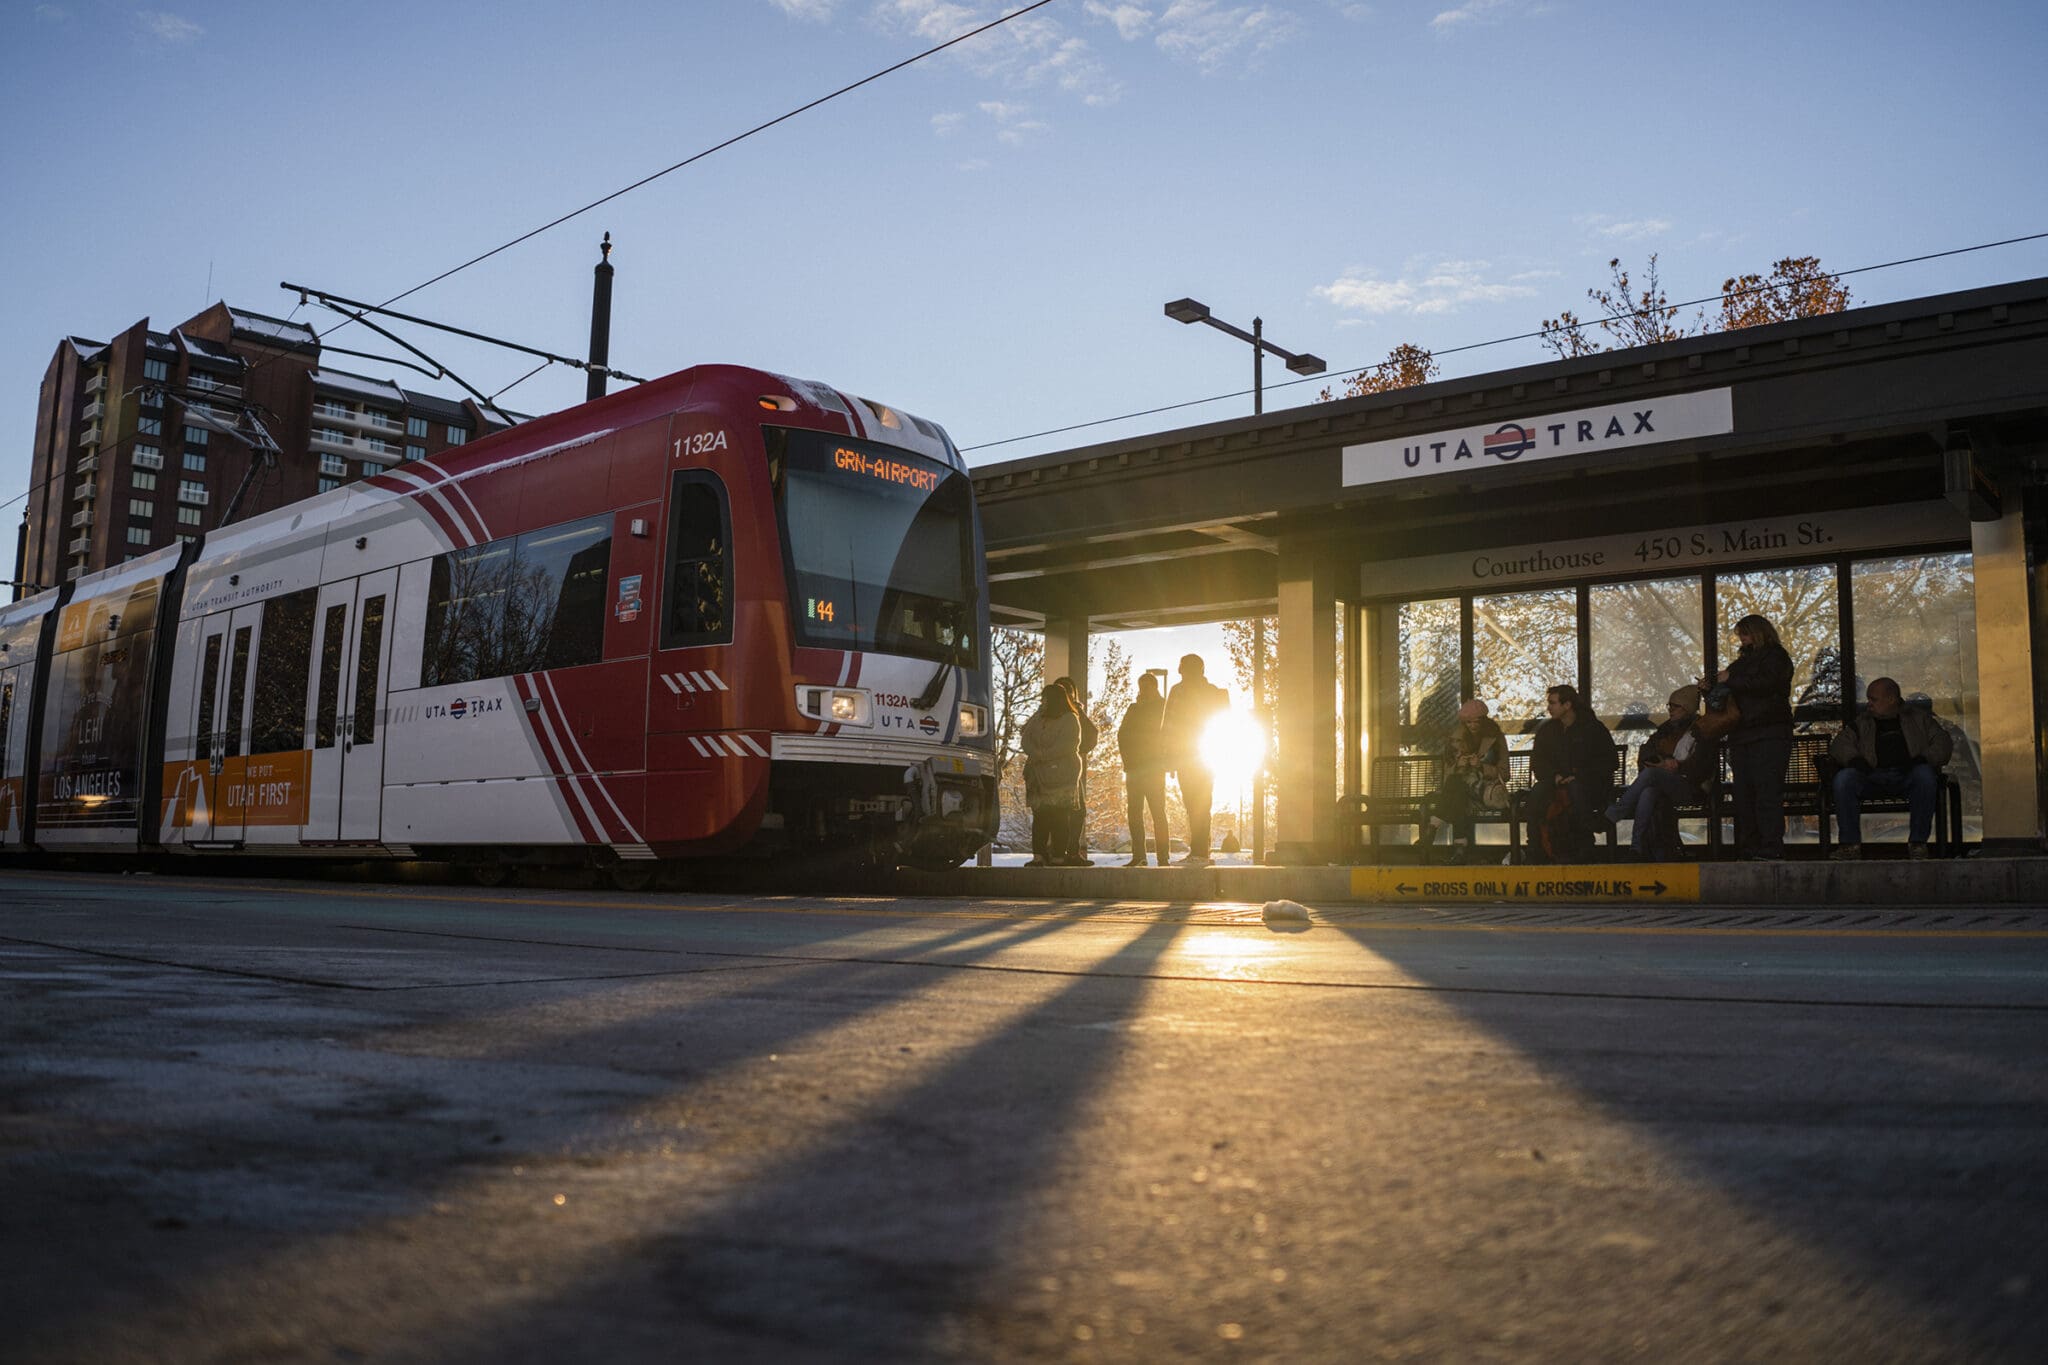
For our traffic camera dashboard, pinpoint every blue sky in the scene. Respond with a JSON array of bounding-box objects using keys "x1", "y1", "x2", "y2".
[{"x1": 6, "y1": 0, "x2": 2048, "y2": 563}]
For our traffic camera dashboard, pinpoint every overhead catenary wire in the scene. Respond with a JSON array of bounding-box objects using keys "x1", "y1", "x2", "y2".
[{"x1": 959, "y1": 229, "x2": 2048, "y2": 453}]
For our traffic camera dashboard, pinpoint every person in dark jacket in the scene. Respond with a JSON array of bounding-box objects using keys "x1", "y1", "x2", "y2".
[
  {"x1": 1117, "y1": 673, "x2": 1168, "y2": 866},
  {"x1": 1603, "y1": 684, "x2": 1715, "y2": 860},
  {"x1": 1718, "y1": 613, "x2": 1794, "y2": 859},
  {"x1": 1162, "y1": 654, "x2": 1229, "y2": 866},
  {"x1": 1019, "y1": 684, "x2": 1083, "y2": 867},
  {"x1": 1525, "y1": 683, "x2": 1616, "y2": 863},
  {"x1": 1053, "y1": 676, "x2": 1098, "y2": 867},
  {"x1": 1827, "y1": 676, "x2": 1953, "y2": 859}
]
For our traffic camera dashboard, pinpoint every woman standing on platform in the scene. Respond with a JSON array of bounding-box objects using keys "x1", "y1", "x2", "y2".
[
  {"x1": 1019, "y1": 684, "x2": 1084, "y2": 867},
  {"x1": 1719, "y1": 613, "x2": 1794, "y2": 860}
]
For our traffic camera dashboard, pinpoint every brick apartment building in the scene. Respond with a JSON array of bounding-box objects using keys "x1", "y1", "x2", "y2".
[{"x1": 16, "y1": 303, "x2": 518, "y2": 596}]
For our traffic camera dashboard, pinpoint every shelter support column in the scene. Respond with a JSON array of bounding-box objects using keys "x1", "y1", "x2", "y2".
[
  {"x1": 1041, "y1": 618, "x2": 1089, "y2": 704},
  {"x1": 1275, "y1": 539, "x2": 1341, "y2": 864},
  {"x1": 1975, "y1": 506, "x2": 2042, "y2": 848}
]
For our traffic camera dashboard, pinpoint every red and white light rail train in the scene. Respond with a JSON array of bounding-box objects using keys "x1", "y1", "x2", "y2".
[{"x1": 0, "y1": 364, "x2": 997, "y2": 884}]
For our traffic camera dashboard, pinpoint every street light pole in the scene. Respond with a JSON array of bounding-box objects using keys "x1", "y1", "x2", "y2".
[
  {"x1": 1164, "y1": 299, "x2": 1318, "y2": 866},
  {"x1": 1162, "y1": 297, "x2": 1325, "y2": 415}
]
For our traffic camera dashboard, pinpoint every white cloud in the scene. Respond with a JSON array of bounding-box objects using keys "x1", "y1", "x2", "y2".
[
  {"x1": 1085, "y1": 0, "x2": 1306, "y2": 73},
  {"x1": 1576, "y1": 213, "x2": 1674, "y2": 241},
  {"x1": 1431, "y1": 0, "x2": 1537, "y2": 32},
  {"x1": 765, "y1": 0, "x2": 842, "y2": 18},
  {"x1": 136, "y1": 9, "x2": 201, "y2": 42},
  {"x1": 978, "y1": 99, "x2": 1048, "y2": 144},
  {"x1": 958, "y1": 157, "x2": 991, "y2": 172},
  {"x1": 1084, "y1": 1, "x2": 1154, "y2": 40},
  {"x1": 931, "y1": 111, "x2": 966, "y2": 134},
  {"x1": 1314, "y1": 261, "x2": 1537, "y2": 316},
  {"x1": 874, "y1": 1, "x2": 1124, "y2": 105}
]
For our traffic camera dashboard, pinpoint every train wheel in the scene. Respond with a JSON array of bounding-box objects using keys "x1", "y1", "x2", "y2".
[
  {"x1": 608, "y1": 862, "x2": 656, "y2": 893},
  {"x1": 468, "y1": 862, "x2": 510, "y2": 888}
]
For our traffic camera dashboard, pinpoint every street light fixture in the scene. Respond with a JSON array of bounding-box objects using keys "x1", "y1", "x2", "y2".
[{"x1": 1163, "y1": 297, "x2": 1326, "y2": 414}]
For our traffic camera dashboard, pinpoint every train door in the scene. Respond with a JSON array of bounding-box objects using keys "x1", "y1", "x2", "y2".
[
  {"x1": 0, "y1": 668, "x2": 25, "y2": 843},
  {"x1": 304, "y1": 569, "x2": 396, "y2": 841},
  {"x1": 186, "y1": 605, "x2": 261, "y2": 845}
]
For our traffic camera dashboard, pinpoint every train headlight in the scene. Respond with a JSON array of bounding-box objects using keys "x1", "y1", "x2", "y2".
[
  {"x1": 957, "y1": 703, "x2": 988, "y2": 739},
  {"x1": 797, "y1": 686, "x2": 872, "y2": 727}
]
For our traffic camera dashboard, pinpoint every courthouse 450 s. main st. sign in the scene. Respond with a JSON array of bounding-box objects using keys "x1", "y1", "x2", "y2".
[{"x1": 1340, "y1": 387, "x2": 1734, "y2": 488}]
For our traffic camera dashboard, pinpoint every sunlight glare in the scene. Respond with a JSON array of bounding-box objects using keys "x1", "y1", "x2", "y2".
[{"x1": 1199, "y1": 707, "x2": 1266, "y2": 793}]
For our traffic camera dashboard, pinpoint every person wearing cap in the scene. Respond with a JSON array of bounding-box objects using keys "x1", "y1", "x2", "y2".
[{"x1": 1604, "y1": 684, "x2": 1715, "y2": 861}]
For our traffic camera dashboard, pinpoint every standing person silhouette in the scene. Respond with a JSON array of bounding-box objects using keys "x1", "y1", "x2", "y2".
[
  {"x1": 1018, "y1": 684, "x2": 1082, "y2": 868},
  {"x1": 1718, "y1": 613, "x2": 1794, "y2": 860},
  {"x1": 1162, "y1": 654, "x2": 1228, "y2": 867},
  {"x1": 1053, "y1": 676, "x2": 1096, "y2": 867},
  {"x1": 1117, "y1": 672, "x2": 1168, "y2": 866}
]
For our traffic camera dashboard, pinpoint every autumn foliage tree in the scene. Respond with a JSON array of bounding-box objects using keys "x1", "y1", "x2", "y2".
[
  {"x1": 1542, "y1": 253, "x2": 1851, "y2": 358},
  {"x1": 1318, "y1": 342, "x2": 1439, "y2": 400}
]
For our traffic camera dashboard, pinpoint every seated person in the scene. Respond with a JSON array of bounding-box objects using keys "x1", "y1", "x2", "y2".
[
  {"x1": 1603, "y1": 685, "x2": 1715, "y2": 860},
  {"x1": 1525, "y1": 683, "x2": 1615, "y2": 863},
  {"x1": 1420, "y1": 699, "x2": 1508, "y2": 864},
  {"x1": 1828, "y1": 676, "x2": 1953, "y2": 860}
]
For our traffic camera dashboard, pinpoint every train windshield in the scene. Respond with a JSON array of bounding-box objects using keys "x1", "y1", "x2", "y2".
[{"x1": 769, "y1": 428, "x2": 977, "y2": 667}]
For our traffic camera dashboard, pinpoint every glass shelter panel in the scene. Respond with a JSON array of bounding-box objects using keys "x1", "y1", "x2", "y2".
[
  {"x1": 1395, "y1": 598, "x2": 1459, "y2": 755},
  {"x1": 1473, "y1": 588, "x2": 1577, "y2": 747},
  {"x1": 1716, "y1": 565, "x2": 1841, "y2": 722},
  {"x1": 1591, "y1": 578, "x2": 1705, "y2": 735},
  {"x1": 1850, "y1": 553, "x2": 1981, "y2": 838}
]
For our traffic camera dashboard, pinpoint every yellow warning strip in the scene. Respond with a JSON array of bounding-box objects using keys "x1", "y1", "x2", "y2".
[{"x1": 1351, "y1": 863, "x2": 1701, "y2": 904}]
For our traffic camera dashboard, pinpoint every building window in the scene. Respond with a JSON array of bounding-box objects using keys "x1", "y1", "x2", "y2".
[
  {"x1": 319, "y1": 454, "x2": 347, "y2": 476},
  {"x1": 177, "y1": 507, "x2": 202, "y2": 526},
  {"x1": 127, "y1": 526, "x2": 152, "y2": 546},
  {"x1": 314, "y1": 426, "x2": 347, "y2": 445},
  {"x1": 184, "y1": 452, "x2": 206, "y2": 472},
  {"x1": 139, "y1": 387, "x2": 163, "y2": 409},
  {"x1": 132, "y1": 471, "x2": 157, "y2": 492},
  {"x1": 132, "y1": 444, "x2": 162, "y2": 469},
  {"x1": 315, "y1": 400, "x2": 351, "y2": 421},
  {"x1": 128, "y1": 499, "x2": 154, "y2": 519},
  {"x1": 405, "y1": 444, "x2": 425, "y2": 462},
  {"x1": 445, "y1": 425, "x2": 467, "y2": 445},
  {"x1": 178, "y1": 480, "x2": 206, "y2": 504},
  {"x1": 143, "y1": 358, "x2": 169, "y2": 382},
  {"x1": 318, "y1": 477, "x2": 341, "y2": 493},
  {"x1": 407, "y1": 416, "x2": 429, "y2": 438},
  {"x1": 176, "y1": 532, "x2": 197, "y2": 543},
  {"x1": 139, "y1": 416, "x2": 162, "y2": 436},
  {"x1": 184, "y1": 425, "x2": 208, "y2": 445}
]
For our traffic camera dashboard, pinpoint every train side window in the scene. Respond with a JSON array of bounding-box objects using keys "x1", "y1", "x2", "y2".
[
  {"x1": 0, "y1": 680, "x2": 13, "y2": 775},
  {"x1": 515, "y1": 516, "x2": 611, "y2": 673},
  {"x1": 196, "y1": 635, "x2": 223, "y2": 760},
  {"x1": 249, "y1": 589, "x2": 317, "y2": 755},
  {"x1": 224, "y1": 626, "x2": 252, "y2": 758},
  {"x1": 352, "y1": 596, "x2": 387, "y2": 743},
  {"x1": 662, "y1": 474, "x2": 731, "y2": 649},
  {"x1": 422, "y1": 540, "x2": 513, "y2": 688},
  {"x1": 315, "y1": 604, "x2": 346, "y2": 749}
]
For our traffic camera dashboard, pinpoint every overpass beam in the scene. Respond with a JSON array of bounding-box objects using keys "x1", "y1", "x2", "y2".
[{"x1": 1274, "y1": 539, "x2": 1342, "y2": 864}]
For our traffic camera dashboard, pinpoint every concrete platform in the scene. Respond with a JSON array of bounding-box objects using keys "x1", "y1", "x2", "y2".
[{"x1": 899, "y1": 856, "x2": 2048, "y2": 906}]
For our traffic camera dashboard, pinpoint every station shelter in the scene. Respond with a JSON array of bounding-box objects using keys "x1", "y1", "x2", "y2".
[{"x1": 971, "y1": 278, "x2": 2048, "y2": 863}]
